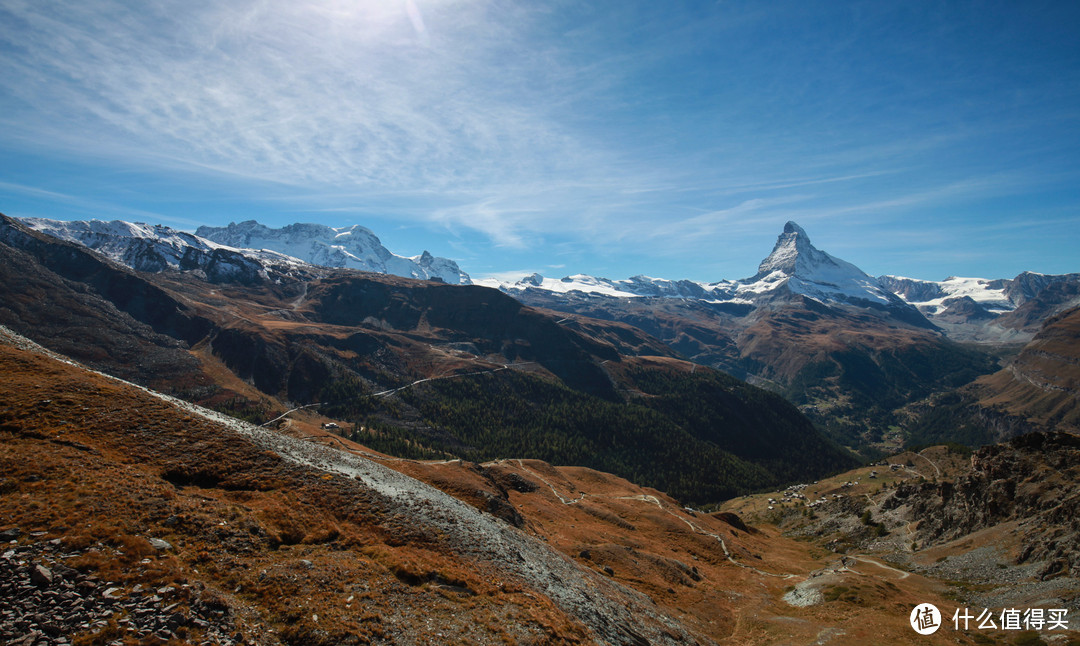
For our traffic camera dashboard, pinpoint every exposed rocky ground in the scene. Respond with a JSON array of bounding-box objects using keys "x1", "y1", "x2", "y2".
[
  {"x1": 723, "y1": 442, "x2": 1080, "y2": 644},
  {"x1": 1, "y1": 532, "x2": 239, "y2": 645}
]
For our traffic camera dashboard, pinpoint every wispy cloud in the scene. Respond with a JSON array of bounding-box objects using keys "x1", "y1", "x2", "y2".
[
  {"x1": 0, "y1": 1, "x2": 603, "y2": 190},
  {"x1": 0, "y1": 180, "x2": 202, "y2": 226}
]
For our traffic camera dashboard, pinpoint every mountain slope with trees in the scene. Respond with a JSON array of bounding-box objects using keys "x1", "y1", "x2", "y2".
[{"x1": 0, "y1": 214, "x2": 855, "y2": 504}]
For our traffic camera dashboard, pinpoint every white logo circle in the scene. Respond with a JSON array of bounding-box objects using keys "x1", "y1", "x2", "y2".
[{"x1": 910, "y1": 603, "x2": 942, "y2": 635}]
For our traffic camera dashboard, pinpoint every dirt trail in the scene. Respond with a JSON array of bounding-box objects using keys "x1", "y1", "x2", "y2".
[
  {"x1": 846, "y1": 556, "x2": 911, "y2": 580},
  {"x1": 915, "y1": 450, "x2": 942, "y2": 477},
  {"x1": 259, "y1": 402, "x2": 324, "y2": 427},
  {"x1": 372, "y1": 362, "x2": 537, "y2": 398},
  {"x1": 505, "y1": 460, "x2": 797, "y2": 579}
]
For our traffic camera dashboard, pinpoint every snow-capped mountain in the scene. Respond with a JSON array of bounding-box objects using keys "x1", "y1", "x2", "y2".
[
  {"x1": 19, "y1": 218, "x2": 470, "y2": 285},
  {"x1": 478, "y1": 273, "x2": 731, "y2": 300},
  {"x1": 196, "y1": 221, "x2": 470, "y2": 285},
  {"x1": 23, "y1": 217, "x2": 222, "y2": 269},
  {"x1": 489, "y1": 221, "x2": 910, "y2": 312},
  {"x1": 880, "y1": 272, "x2": 1080, "y2": 317},
  {"x1": 733, "y1": 221, "x2": 906, "y2": 307},
  {"x1": 878, "y1": 272, "x2": 1080, "y2": 340},
  {"x1": 19, "y1": 217, "x2": 304, "y2": 283},
  {"x1": 878, "y1": 275, "x2": 1015, "y2": 317}
]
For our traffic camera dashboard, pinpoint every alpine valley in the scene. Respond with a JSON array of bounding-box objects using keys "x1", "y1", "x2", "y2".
[
  {"x1": 482, "y1": 221, "x2": 1080, "y2": 454},
  {"x1": 3, "y1": 212, "x2": 1080, "y2": 645}
]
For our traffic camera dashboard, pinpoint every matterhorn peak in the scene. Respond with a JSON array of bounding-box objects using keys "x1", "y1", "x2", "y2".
[
  {"x1": 754, "y1": 220, "x2": 824, "y2": 279},
  {"x1": 736, "y1": 221, "x2": 911, "y2": 309},
  {"x1": 783, "y1": 220, "x2": 808, "y2": 238}
]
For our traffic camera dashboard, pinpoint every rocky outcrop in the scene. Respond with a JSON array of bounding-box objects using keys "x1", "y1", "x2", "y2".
[{"x1": 884, "y1": 431, "x2": 1080, "y2": 577}]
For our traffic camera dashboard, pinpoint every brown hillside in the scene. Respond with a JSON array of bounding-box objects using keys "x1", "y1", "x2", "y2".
[
  {"x1": 0, "y1": 330, "x2": 705, "y2": 645},
  {"x1": 0, "y1": 327, "x2": 994, "y2": 645},
  {"x1": 972, "y1": 305, "x2": 1080, "y2": 432}
]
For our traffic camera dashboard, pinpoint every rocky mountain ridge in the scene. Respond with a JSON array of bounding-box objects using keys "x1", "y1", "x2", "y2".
[
  {"x1": 21, "y1": 215, "x2": 1079, "y2": 345},
  {"x1": 484, "y1": 221, "x2": 922, "y2": 320},
  {"x1": 479, "y1": 220, "x2": 1080, "y2": 349},
  {"x1": 196, "y1": 220, "x2": 471, "y2": 285},
  {"x1": 880, "y1": 272, "x2": 1080, "y2": 342},
  {"x1": 19, "y1": 217, "x2": 471, "y2": 285},
  {"x1": 886, "y1": 431, "x2": 1080, "y2": 578},
  {"x1": 11, "y1": 213, "x2": 1079, "y2": 455}
]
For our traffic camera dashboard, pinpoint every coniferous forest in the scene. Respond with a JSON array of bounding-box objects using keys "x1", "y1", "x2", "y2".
[{"x1": 325, "y1": 366, "x2": 857, "y2": 505}]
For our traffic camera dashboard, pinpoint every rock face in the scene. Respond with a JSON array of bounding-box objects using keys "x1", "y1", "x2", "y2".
[{"x1": 885, "y1": 431, "x2": 1080, "y2": 577}]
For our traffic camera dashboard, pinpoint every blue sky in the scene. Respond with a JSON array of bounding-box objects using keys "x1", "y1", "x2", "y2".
[{"x1": 1, "y1": 0, "x2": 1078, "y2": 282}]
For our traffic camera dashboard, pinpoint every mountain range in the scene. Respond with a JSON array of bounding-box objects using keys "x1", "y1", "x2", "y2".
[
  {"x1": 483, "y1": 222, "x2": 907, "y2": 310},
  {"x1": 22, "y1": 215, "x2": 1077, "y2": 342},
  {"x1": 21, "y1": 217, "x2": 471, "y2": 285},
  {"x1": 7, "y1": 213, "x2": 1080, "y2": 457},
  {"x1": 483, "y1": 221, "x2": 1079, "y2": 343},
  {"x1": 0, "y1": 213, "x2": 856, "y2": 503}
]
